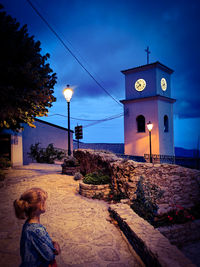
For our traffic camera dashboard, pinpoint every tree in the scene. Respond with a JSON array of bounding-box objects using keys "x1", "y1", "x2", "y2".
[{"x1": 0, "y1": 5, "x2": 57, "y2": 131}]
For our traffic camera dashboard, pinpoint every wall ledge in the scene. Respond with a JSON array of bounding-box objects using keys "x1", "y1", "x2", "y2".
[{"x1": 109, "y1": 203, "x2": 195, "y2": 267}]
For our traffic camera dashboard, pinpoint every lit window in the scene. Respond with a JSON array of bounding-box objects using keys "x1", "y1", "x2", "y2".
[
  {"x1": 164, "y1": 115, "x2": 169, "y2": 132},
  {"x1": 136, "y1": 115, "x2": 145, "y2": 132}
]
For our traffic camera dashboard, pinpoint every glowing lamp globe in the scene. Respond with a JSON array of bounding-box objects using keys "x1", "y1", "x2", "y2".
[
  {"x1": 63, "y1": 85, "x2": 74, "y2": 102},
  {"x1": 147, "y1": 121, "x2": 153, "y2": 132}
]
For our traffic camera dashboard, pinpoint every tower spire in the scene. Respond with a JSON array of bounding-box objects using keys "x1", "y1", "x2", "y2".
[{"x1": 145, "y1": 46, "x2": 151, "y2": 64}]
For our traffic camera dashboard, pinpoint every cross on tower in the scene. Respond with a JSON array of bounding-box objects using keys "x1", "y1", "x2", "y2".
[{"x1": 145, "y1": 46, "x2": 151, "y2": 64}]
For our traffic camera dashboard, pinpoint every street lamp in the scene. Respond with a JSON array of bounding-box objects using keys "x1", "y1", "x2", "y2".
[
  {"x1": 63, "y1": 85, "x2": 74, "y2": 156},
  {"x1": 147, "y1": 121, "x2": 153, "y2": 163}
]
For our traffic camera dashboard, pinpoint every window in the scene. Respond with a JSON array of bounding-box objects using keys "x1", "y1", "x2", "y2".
[
  {"x1": 136, "y1": 115, "x2": 145, "y2": 132},
  {"x1": 164, "y1": 115, "x2": 169, "y2": 132}
]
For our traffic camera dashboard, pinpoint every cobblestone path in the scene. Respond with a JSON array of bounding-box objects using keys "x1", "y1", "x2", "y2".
[{"x1": 0, "y1": 163, "x2": 143, "y2": 267}]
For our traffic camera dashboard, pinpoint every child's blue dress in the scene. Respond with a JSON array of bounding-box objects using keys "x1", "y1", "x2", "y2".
[{"x1": 19, "y1": 221, "x2": 55, "y2": 267}]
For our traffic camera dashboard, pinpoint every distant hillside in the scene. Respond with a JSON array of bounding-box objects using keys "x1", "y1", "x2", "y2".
[
  {"x1": 73, "y1": 141, "x2": 199, "y2": 158},
  {"x1": 175, "y1": 147, "x2": 199, "y2": 158}
]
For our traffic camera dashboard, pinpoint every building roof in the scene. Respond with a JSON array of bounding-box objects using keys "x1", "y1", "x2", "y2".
[
  {"x1": 35, "y1": 118, "x2": 74, "y2": 133},
  {"x1": 121, "y1": 61, "x2": 174, "y2": 75}
]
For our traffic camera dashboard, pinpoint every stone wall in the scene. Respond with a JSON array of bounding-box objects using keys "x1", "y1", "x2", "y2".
[
  {"x1": 75, "y1": 149, "x2": 200, "y2": 265},
  {"x1": 109, "y1": 203, "x2": 195, "y2": 267},
  {"x1": 74, "y1": 149, "x2": 200, "y2": 215},
  {"x1": 74, "y1": 149, "x2": 119, "y2": 176},
  {"x1": 158, "y1": 220, "x2": 200, "y2": 247},
  {"x1": 110, "y1": 160, "x2": 200, "y2": 215},
  {"x1": 79, "y1": 182, "x2": 110, "y2": 199}
]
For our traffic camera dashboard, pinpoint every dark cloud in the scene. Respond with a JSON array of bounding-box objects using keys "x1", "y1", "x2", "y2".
[{"x1": 1, "y1": 0, "x2": 200, "y2": 146}]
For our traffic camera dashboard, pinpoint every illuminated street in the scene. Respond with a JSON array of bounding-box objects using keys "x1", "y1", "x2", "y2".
[{"x1": 0, "y1": 163, "x2": 143, "y2": 267}]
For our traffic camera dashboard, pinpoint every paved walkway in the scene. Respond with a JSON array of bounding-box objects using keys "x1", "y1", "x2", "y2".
[{"x1": 0, "y1": 163, "x2": 144, "y2": 267}]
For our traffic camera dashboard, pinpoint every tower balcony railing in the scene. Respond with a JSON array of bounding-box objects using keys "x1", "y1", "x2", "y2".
[{"x1": 144, "y1": 154, "x2": 200, "y2": 170}]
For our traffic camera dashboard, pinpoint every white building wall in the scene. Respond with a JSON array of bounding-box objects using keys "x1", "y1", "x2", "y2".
[
  {"x1": 124, "y1": 99, "x2": 160, "y2": 156},
  {"x1": 158, "y1": 100, "x2": 175, "y2": 156},
  {"x1": 0, "y1": 129, "x2": 23, "y2": 166},
  {"x1": 11, "y1": 132, "x2": 23, "y2": 166},
  {"x1": 23, "y1": 119, "x2": 73, "y2": 164}
]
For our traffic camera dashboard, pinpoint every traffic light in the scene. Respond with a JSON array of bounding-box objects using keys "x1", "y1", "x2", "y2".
[{"x1": 75, "y1": 125, "x2": 83, "y2": 140}]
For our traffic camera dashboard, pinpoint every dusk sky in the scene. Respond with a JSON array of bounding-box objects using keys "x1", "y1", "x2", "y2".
[{"x1": 1, "y1": 0, "x2": 200, "y2": 150}]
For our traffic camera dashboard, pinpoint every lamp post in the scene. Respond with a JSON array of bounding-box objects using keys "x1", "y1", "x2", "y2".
[
  {"x1": 147, "y1": 121, "x2": 153, "y2": 163},
  {"x1": 63, "y1": 85, "x2": 74, "y2": 156}
]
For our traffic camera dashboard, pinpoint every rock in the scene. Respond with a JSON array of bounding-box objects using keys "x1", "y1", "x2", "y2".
[
  {"x1": 120, "y1": 199, "x2": 130, "y2": 204},
  {"x1": 74, "y1": 172, "x2": 83, "y2": 180}
]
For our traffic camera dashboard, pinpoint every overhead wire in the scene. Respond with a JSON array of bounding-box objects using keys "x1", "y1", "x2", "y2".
[
  {"x1": 26, "y1": 0, "x2": 122, "y2": 107},
  {"x1": 84, "y1": 113, "x2": 124, "y2": 128},
  {"x1": 47, "y1": 112, "x2": 124, "y2": 128},
  {"x1": 48, "y1": 113, "x2": 121, "y2": 121}
]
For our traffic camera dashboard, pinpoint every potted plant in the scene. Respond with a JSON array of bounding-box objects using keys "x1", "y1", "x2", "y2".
[
  {"x1": 79, "y1": 171, "x2": 112, "y2": 200},
  {"x1": 61, "y1": 156, "x2": 80, "y2": 175}
]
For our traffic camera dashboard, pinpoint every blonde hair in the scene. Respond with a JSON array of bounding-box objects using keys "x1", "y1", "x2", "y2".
[{"x1": 13, "y1": 188, "x2": 48, "y2": 219}]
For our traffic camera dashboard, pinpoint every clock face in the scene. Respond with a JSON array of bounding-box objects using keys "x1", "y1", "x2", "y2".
[
  {"x1": 161, "y1": 78, "x2": 167, "y2": 91},
  {"x1": 135, "y1": 79, "x2": 146, "y2": 91}
]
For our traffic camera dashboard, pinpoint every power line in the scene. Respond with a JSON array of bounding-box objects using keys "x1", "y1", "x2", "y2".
[
  {"x1": 26, "y1": 0, "x2": 122, "y2": 107},
  {"x1": 48, "y1": 113, "x2": 108, "y2": 121},
  {"x1": 84, "y1": 113, "x2": 124, "y2": 128},
  {"x1": 48, "y1": 113, "x2": 120, "y2": 121},
  {"x1": 47, "y1": 112, "x2": 124, "y2": 125}
]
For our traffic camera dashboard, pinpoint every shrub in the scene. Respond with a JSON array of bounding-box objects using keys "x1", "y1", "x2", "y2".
[
  {"x1": 62, "y1": 156, "x2": 79, "y2": 167},
  {"x1": 28, "y1": 143, "x2": 65, "y2": 164},
  {"x1": 131, "y1": 176, "x2": 199, "y2": 227},
  {"x1": 131, "y1": 176, "x2": 164, "y2": 225},
  {"x1": 83, "y1": 171, "x2": 111, "y2": 185},
  {"x1": 154, "y1": 204, "x2": 200, "y2": 227}
]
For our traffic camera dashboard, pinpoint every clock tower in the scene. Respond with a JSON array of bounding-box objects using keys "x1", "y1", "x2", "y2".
[{"x1": 120, "y1": 61, "x2": 176, "y2": 157}]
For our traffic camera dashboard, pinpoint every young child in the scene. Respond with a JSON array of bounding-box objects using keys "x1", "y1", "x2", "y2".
[{"x1": 14, "y1": 187, "x2": 61, "y2": 267}]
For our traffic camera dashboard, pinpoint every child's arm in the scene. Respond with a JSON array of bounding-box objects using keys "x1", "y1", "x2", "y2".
[
  {"x1": 30, "y1": 226, "x2": 56, "y2": 262},
  {"x1": 52, "y1": 241, "x2": 61, "y2": 255}
]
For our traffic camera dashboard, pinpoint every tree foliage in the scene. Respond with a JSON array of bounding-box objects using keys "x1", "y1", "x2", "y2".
[{"x1": 0, "y1": 5, "x2": 57, "y2": 130}]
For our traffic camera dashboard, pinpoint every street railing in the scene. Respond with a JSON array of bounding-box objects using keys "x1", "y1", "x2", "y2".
[{"x1": 144, "y1": 154, "x2": 200, "y2": 170}]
